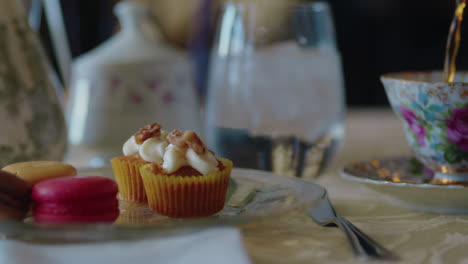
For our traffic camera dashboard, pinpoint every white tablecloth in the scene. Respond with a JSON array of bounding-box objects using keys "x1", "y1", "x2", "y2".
[
  {"x1": 241, "y1": 109, "x2": 468, "y2": 264},
  {"x1": 0, "y1": 227, "x2": 251, "y2": 264}
]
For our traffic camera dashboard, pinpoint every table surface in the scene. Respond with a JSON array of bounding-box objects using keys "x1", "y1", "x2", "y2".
[
  {"x1": 242, "y1": 108, "x2": 468, "y2": 264},
  {"x1": 67, "y1": 108, "x2": 468, "y2": 264}
]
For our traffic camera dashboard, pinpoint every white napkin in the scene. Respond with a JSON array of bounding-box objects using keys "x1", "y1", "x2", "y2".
[{"x1": 0, "y1": 227, "x2": 251, "y2": 264}]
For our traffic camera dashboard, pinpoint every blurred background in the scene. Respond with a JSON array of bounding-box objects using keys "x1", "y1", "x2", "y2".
[{"x1": 34, "y1": 0, "x2": 461, "y2": 106}]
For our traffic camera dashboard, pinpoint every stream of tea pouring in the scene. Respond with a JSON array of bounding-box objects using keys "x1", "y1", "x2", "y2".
[{"x1": 444, "y1": 0, "x2": 466, "y2": 82}]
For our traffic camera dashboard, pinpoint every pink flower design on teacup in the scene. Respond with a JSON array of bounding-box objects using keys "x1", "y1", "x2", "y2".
[
  {"x1": 446, "y1": 107, "x2": 468, "y2": 152},
  {"x1": 400, "y1": 105, "x2": 426, "y2": 147}
]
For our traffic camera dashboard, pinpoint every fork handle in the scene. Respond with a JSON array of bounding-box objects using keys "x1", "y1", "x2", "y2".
[{"x1": 335, "y1": 217, "x2": 397, "y2": 259}]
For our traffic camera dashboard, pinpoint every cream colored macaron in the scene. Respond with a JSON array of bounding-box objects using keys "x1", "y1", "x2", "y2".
[{"x1": 2, "y1": 161, "x2": 77, "y2": 185}]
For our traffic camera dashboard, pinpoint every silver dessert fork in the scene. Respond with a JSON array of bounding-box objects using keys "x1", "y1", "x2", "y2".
[{"x1": 309, "y1": 190, "x2": 397, "y2": 259}]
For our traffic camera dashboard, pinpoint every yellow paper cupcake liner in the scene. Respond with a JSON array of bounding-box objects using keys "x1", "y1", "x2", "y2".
[
  {"x1": 139, "y1": 158, "x2": 233, "y2": 218},
  {"x1": 111, "y1": 157, "x2": 148, "y2": 204}
]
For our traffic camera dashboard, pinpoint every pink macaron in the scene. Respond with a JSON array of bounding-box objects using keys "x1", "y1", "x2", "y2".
[{"x1": 32, "y1": 176, "x2": 119, "y2": 223}]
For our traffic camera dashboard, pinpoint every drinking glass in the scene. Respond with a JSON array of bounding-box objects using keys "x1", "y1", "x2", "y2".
[{"x1": 205, "y1": 1, "x2": 345, "y2": 179}]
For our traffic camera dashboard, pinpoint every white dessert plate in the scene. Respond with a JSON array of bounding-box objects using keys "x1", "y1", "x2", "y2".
[
  {"x1": 0, "y1": 167, "x2": 325, "y2": 242},
  {"x1": 341, "y1": 157, "x2": 468, "y2": 214}
]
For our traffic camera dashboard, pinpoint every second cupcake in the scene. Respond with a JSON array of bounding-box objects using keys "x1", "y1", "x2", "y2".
[{"x1": 140, "y1": 129, "x2": 232, "y2": 218}]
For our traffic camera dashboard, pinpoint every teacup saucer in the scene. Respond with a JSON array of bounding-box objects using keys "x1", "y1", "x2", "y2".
[{"x1": 340, "y1": 157, "x2": 468, "y2": 214}]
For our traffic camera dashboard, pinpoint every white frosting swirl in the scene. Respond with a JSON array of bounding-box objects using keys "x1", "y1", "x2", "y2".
[
  {"x1": 162, "y1": 144, "x2": 188, "y2": 173},
  {"x1": 123, "y1": 136, "x2": 139, "y2": 156},
  {"x1": 186, "y1": 148, "x2": 218, "y2": 175},
  {"x1": 139, "y1": 137, "x2": 168, "y2": 163},
  {"x1": 122, "y1": 131, "x2": 168, "y2": 163},
  {"x1": 162, "y1": 144, "x2": 219, "y2": 174},
  {"x1": 123, "y1": 128, "x2": 218, "y2": 175}
]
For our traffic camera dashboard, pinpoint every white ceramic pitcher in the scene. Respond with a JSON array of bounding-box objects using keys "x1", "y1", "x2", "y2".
[{"x1": 67, "y1": 2, "x2": 201, "y2": 166}]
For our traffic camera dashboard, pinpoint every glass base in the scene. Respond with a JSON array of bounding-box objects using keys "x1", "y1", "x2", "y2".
[
  {"x1": 432, "y1": 172, "x2": 468, "y2": 185},
  {"x1": 208, "y1": 123, "x2": 344, "y2": 179}
]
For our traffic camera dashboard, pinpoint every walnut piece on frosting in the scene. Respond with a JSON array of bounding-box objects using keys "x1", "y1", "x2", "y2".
[
  {"x1": 167, "y1": 129, "x2": 206, "y2": 155},
  {"x1": 134, "y1": 123, "x2": 162, "y2": 145}
]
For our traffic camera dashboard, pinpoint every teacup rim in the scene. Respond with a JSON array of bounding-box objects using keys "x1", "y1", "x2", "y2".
[{"x1": 381, "y1": 71, "x2": 468, "y2": 85}]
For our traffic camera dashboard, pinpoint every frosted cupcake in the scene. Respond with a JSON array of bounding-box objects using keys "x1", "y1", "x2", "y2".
[
  {"x1": 139, "y1": 129, "x2": 232, "y2": 218},
  {"x1": 111, "y1": 123, "x2": 169, "y2": 204}
]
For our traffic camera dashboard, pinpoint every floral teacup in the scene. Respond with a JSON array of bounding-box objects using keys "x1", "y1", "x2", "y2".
[{"x1": 381, "y1": 71, "x2": 468, "y2": 184}]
